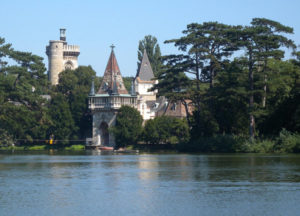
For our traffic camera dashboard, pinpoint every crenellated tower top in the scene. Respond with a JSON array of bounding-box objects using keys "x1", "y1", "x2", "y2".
[{"x1": 46, "y1": 29, "x2": 80, "y2": 85}]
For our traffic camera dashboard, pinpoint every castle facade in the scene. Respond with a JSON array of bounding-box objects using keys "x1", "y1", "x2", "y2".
[{"x1": 88, "y1": 46, "x2": 137, "y2": 147}]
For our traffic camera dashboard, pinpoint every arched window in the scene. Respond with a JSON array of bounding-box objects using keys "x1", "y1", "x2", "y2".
[{"x1": 65, "y1": 61, "x2": 74, "y2": 70}]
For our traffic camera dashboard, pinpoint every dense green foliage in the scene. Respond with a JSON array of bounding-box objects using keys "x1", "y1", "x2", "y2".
[
  {"x1": 0, "y1": 37, "x2": 51, "y2": 145},
  {"x1": 153, "y1": 18, "x2": 300, "y2": 152},
  {"x1": 0, "y1": 36, "x2": 97, "y2": 146},
  {"x1": 143, "y1": 116, "x2": 190, "y2": 144},
  {"x1": 111, "y1": 106, "x2": 143, "y2": 148},
  {"x1": 0, "y1": 129, "x2": 14, "y2": 146},
  {"x1": 0, "y1": 35, "x2": 137, "y2": 147},
  {"x1": 55, "y1": 66, "x2": 97, "y2": 140},
  {"x1": 1, "y1": 17, "x2": 300, "y2": 152}
]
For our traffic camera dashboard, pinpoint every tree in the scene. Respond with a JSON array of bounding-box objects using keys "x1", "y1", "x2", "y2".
[
  {"x1": 163, "y1": 22, "x2": 238, "y2": 118},
  {"x1": 122, "y1": 76, "x2": 134, "y2": 92},
  {"x1": 0, "y1": 38, "x2": 50, "y2": 144},
  {"x1": 260, "y1": 58, "x2": 300, "y2": 134},
  {"x1": 173, "y1": 22, "x2": 238, "y2": 88},
  {"x1": 250, "y1": 18, "x2": 295, "y2": 108},
  {"x1": 0, "y1": 129, "x2": 14, "y2": 146},
  {"x1": 56, "y1": 66, "x2": 97, "y2": 139},
  {"x1": 143, "y1": 119, "x2": 160, "y2": 144},
  {"x1": 48, "y1": 93, "x2": 76, "y2": 145},
  {"x1": 112, "y1": 106, "x2": 143, "y2": 148},
  {"x1": 0, "y1": 37, "x2": 12, "y2": 71},
  {"x1": 208, "y1": 59, "x2": 249, "y2": 135},
  {"x1": 137, "y1": 35, "x2": 162, "y2": 76},
  {"x1": 143, "y1": 116, "x2": 190, "y2": 144},
  {"x1": 237, "y1": 18, "x2": 295, "y2": 139},
  {"x1": 152, "y1": 54, "x2": 192, "y2": 125}
]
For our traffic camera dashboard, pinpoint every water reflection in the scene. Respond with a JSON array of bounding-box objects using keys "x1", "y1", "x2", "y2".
[{"x1": 1, "y1": 152, "x2": 300, "y2": 215}]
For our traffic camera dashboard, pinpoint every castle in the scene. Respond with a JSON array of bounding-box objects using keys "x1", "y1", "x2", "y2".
[
  {"x1": 46, "y1": 29, "x2": 80, "y2": 85},
  {"x1": 87, "y1": 47, "x2": 191, "y2": 147},
  {"x1": 46, "y1": 29, "x2": 191, "y2": 147},
  {"x1": 88, "y1": 46, "x2": 137, "y2": 147}
]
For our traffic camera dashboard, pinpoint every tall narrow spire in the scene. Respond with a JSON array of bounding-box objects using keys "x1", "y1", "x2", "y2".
[
  {"x1": 97, "y1": 46, "x2": 128, "y2": 94},
  {"x1": 136, "y1": 49, "x2": 155, "y2": 81}
]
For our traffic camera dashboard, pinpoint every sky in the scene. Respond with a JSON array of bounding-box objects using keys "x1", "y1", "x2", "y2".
[{"x1": 1, "y1": 0, "x2": 300, "y2": 77}]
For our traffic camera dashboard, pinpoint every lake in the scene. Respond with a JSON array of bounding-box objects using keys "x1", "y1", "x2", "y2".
[{"x1": 0, "y1": 151, "x2": 300, "y2": 216}]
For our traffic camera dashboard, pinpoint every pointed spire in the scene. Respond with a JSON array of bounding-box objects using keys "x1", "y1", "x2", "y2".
[
  {"x1": 136, "y1": 49, "x2": 155, "y2": 81},
  {"x1": 97, "y1": 46, "x2": 128, "y2": 94},
  {"x1": 89, "y1": 76, "x2": 95, "y2": 96}
]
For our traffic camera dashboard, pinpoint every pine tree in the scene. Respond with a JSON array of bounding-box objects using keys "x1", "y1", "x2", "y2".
[{"x1": 237, "y1": 18, "x2": 295, "y2": 139}]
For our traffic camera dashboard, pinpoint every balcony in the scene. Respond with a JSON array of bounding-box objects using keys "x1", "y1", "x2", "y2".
[{"x1": 88, "y1": 95, "x2": 137, "y2": 110}]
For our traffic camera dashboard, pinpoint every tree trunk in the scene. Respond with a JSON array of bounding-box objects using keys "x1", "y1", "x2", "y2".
[
  {"x1": 209, "y1": 68, "x2": 215, "y2": 88},
  {"x1": 262, "y1": 74, "x2": 267, "y2": 108},
  {"x1": 194, "y1": 53, "x2": 201, "y2": 113},
  {"x1": 181, "y1": 100, "x2": 191, "y2": 126},
  {"x1": 248, "y1": 51, "x2": 255, "y2": 139},
  {"x1": 195, "y1": 53, "x2": 200, "y2": 91},
  {"x1": 262, "y1": 59, "x2": 268, "y2": 108}
]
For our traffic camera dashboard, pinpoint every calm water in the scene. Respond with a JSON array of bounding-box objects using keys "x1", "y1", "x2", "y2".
[{"x1": 1, "y1": 152, "x2": 300, "y2": 216}]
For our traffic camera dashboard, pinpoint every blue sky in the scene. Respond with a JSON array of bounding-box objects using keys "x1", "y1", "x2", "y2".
[{"x1": 1, "y1": 0, "x2": 300, "y2": 77}]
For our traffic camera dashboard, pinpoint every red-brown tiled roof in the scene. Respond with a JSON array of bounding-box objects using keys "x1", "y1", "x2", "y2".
[{"x1": 97, "y1": 49, "x2": 128, "y2": 94}]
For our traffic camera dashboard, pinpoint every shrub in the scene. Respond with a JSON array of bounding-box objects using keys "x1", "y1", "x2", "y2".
[
  {"x1": 274, "y1": 129, "x2": 300, "y2": 153},
  {"x1": 0, "y1": 129, "x2": 14, "y2": 147},
  {"x1": 143, "y1": 116, "x2": 190, "y2": 144},
  {"x1": 112, "y1": 106, "x2": 143, "y2": 148},
  {"x1": 27, "y1": 145, "x2": 47, "y2": 150},
  {"x1": 64, "y1": 144, "x2": 85, "y2": 151},
  {"x1": 244, "y1": 140, "x2": 274, "y2": 153}
]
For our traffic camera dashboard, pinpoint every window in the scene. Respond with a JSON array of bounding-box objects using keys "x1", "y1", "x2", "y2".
[{"x1": 171, "y1": 103, "x2": 177, "y2": 111}]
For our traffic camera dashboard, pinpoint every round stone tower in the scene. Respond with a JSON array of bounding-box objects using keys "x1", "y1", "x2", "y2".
[
  {"x1": 46, "y1": 40, "x2": 64, "y2": 85},
  {"x1": 46, "y1": 29, "x2": 80, "y2": 85}
]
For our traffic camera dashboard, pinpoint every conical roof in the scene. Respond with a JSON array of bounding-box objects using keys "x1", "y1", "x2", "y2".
[
  {"x1": 136, "y1": 49, "x2": 155, "y2": 81},
  {"x1": 97, "y1": 48, "x2": 128, "y2": 94}
]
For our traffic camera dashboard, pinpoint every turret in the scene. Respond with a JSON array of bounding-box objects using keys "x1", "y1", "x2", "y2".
[
  {"x1": 46, "y1": 29, "x2": 80, "y2": 85},
  {"x1": 46, "y1": 40, "x2": 64, "y2": 85},
  {"x1": 60, "y1": 28, "x2": 66, "y2": 42}
]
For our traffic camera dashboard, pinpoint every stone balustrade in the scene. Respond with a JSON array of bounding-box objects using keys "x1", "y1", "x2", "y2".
[
  {"x1": 63, "y1": 45, "x2": 80, "y2": 52},
  {"x1": 89, "y1": 96, "x2": 137, "y2": 110}
]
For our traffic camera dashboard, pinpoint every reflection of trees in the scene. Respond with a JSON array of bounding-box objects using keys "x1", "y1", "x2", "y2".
[{"x1": 135, "y1": 154, "x2": 300, "y2": 183}]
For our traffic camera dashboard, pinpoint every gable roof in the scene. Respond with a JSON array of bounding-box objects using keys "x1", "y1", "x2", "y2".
[
  {"x1": 136, "y1": 49, "x2": 155, "y2": 81},
  {"x1": 97, "y1": 49, "x2": 128, "y2": 94}
]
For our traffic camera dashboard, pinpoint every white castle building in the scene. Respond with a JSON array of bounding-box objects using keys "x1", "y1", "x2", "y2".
[
  {"x1": 46, "y1": 29, "x2": 80, "y2": 85},
  {"x1": 134, "y1": 50, "x2": 158, "y2": 120}
]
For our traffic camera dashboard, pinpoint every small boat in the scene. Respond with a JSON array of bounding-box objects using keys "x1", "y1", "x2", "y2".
[{"x1": 98, "y1": 146, "x2": 114, "y2": 151}]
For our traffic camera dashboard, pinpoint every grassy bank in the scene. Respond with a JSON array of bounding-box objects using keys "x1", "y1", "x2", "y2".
[
  {"x1": 2, "y1": 130, "x2": 300, "y2": 154},
  {"x1": 0, "y1": 144, "x2": 86, "y2": 151},
  {"x1": 179, "y1": 129, "x2": 300, "y2": 153}
]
